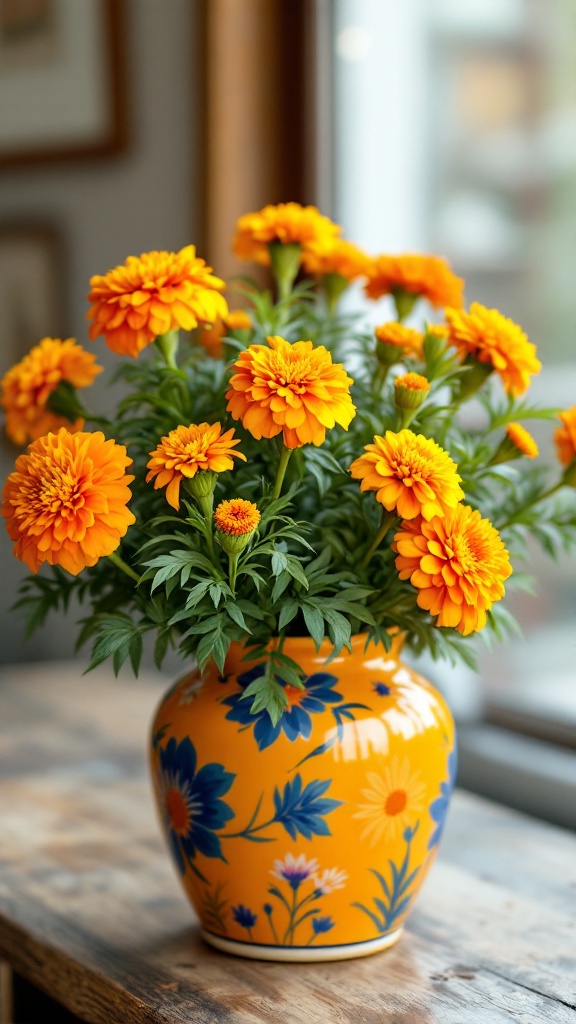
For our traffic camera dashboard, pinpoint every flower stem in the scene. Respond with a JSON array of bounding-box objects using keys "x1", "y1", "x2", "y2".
[
  {"x1": 266, "y1": 912, "x2": 280, "y2": 945},
  {"x1": 272, "y1": 444, "x2": 293, "y2": 501},
  {"x1": 373, "y1": 362, "x2": 389, "y2": 397},
  {"x1": 269, "y1": 242, "x2": 301, "y2": 304},
  {"x1": 362, "y1": 510, "x2": 397, "y2": 568},
  {"x1": 108, "y1": 550, "x2": 140, "y2": 582},
  {"x1": 283, "y1": 887, "x2": 299, "y2": 945},
  {"x1": 229, "y1": 552, "x2": 239, "y2": 596},
  {"x1": 198, "y1": 491, "x2": 216, "y2": 560},
  {"x1": 154, "y1": 329, "x2": 180, "y2": 369},
  {"x1": 499, "y1": 482, "x2": 563, "y2": 531},
  {"x1": 397, "y1": 407, "x2": 417, "y2": 430}
]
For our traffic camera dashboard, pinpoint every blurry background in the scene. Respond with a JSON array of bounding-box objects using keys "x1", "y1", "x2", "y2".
[{"x1": 0, "y1": 0, "x2": 574, "y2": 824}]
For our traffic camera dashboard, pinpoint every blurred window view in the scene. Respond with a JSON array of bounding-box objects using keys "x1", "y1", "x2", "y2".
[{"x1": 333, "y1": 0, "x2": 576, "y2": 750}]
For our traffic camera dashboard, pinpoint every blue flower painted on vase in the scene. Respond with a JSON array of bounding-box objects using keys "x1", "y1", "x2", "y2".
[
  {"x1": 352, "y1": 821, "x2": 420, "y2": 935},
  {"x1": 312, "y1": 916, "x2": 335, "y2": 936},
  {"x1": 224, "y1": 667, "x2": 342, "y2": 750},
  {"x1": 373, "y1": 682, "x2": 391, "y2": 697},
  {"x1": 224, "y1": 773, "x2": 342, "y2": 843},
  {"x1": 232, "y1": 904, "x2": 258, "y2": 931},
  {"x1": 158, "y1": 736, "x2": 235, "y2": 875},
  {"x1": 272, "y1": 852, "x2": 319, "y2": 890},
  {"x1": 428, "y1": 745, "x2": 457, "y2": 850}
]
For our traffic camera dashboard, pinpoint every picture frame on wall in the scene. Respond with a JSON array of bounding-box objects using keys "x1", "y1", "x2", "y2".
[
  {"x1": 0, "y1": 223, "x2": 67, "y2": 371},
  {"x1": 0, "y1": 0, "x2": 127, "y2": 167}
]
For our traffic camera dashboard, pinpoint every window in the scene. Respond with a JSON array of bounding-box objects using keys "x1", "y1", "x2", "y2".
[{"x1": 331, "y1": 0, "x2": 576, "y2": 765}]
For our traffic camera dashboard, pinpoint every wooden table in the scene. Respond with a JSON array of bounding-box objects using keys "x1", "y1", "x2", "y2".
[{"x1": 0, "y1": 662, "x2": 575, "y2": 1024}]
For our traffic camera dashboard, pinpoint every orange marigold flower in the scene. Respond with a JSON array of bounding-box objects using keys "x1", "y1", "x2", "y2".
[
  {"x1": 2, "y1": 428, "x2": 135, "y2": 576},
  {"x1": 214, "y1": 498, "x2": 260, "y2": 536},
  {"x1": 301, "y1": 238, "x2": 368, "y2": 281},
  {"x1": 226, "y1": 335, "x2": 356, "y2": 449},
  {"x1": 198, "y1": 309, "x2": 252, "y2": 359},
  {"x1": 232, "y1": 203, "x2": 340, "y2": 266},
  {"x1": 555, "y1": 406, "x2": 576, "y2": 466},
  {"x1": 225, "y1": 310, "x2": 252, "y2": 331},
  {"x1": 87, "y1": 246, "x2": 228, "y2": 358},
  {"x1": 365, "y1": 254, "x2": 464, "y2": 309},
  {"x1": 506, "y1": 423, "x2": 539, "y2": 459},
  {"x1": 1, "y1": 337, "x2": 102, "y2": 446},
  {"x1": 350, "y1": 430, "x2": 464, "y2": 521},
  {"x1": 375, "y1": 322, "x2": 424, "y2": 361},
  {"x1": 146, "y1": 422, "x2": 246, "y2": 510},
  {"x1": 445, "y1": 303, "x2": 541, "y2": 397},
  {"x1": 394, "y1": 507, "x2": 512, "y2": 635}
]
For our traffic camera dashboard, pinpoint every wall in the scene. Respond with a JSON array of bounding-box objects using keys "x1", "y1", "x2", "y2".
[{"x1": 0, "y1": 0, "x2": 195, "y2": 662}]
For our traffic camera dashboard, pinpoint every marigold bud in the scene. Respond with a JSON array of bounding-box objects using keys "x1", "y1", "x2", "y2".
[
  {"x1": 490, "y1": 423, "x2": 539, "y2": 466},
  {"x1": 394, "y1": 373, "x2": 430, "y2": 412},
  {"x1": 214, "y1": 498, "x2": 260, "y2": 554}
]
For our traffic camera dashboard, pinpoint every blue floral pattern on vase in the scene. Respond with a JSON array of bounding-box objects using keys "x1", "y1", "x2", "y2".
[
  {"x1": 220, "y1": 773, "x2": 343, "y2": 842},
  {"x1": 352, "y1": 823, "x2": 421, "y2": 935},
  {"x1": 232, "y1": 904, "x2": 258, "y2": 939},
  {"x1": 223, "y1": 668, "x2": 343, "y2": 750},
  {"x1": 428, "y1": 745, "x2": 457, "y2": 849},
  {"x1": 262, "y1": 853, "x2": 346, "y2": 946},
  {"x1": 157, "y1": 736, "x2": 235, "y2": 877}
]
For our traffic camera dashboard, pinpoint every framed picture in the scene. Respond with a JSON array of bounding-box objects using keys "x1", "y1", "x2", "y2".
[
  {"x1": 0, "y1": 0, "x2": 127, "y2": 167},
  {"x1": 0, "y1": 223, "x2": 67, "y2": 371}
]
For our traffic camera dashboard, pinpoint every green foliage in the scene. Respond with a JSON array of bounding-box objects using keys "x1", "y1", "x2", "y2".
[{"x1": 7, "y1": 245, "x2": 576, "y2": 722}]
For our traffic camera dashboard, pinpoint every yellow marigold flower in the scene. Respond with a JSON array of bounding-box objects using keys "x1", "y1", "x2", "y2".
[
  {"x1": 353, "y1": 756, "x2": 426, "y2": 846},
  {"x1": 394, "y1": 507, "x2": 512, "y2": 635},
  {"x1": 365, "y1": 254, "x2": 464, "y2": 309},
  {"x1": 232, "y1": 203, "x2": 340, "y2": 266},
  {"x1": 506, "y1": 423, "x2": 539, "y2": 459},
  {"x1": 146, "y1": 422, "x2": 246, "y2": 510},
  {"x1": 214, "y1": 498, "x2": 260, "y2": 536},
  {"x1": 375, "y1": 322, "x2": 424, "y2": 362},
  {"x1": 198, "y1": 309, "x2": 252, "y2": 360},
  {"x1": 445, "y1": 303, "x2": 541, "y2": 397},
  {"x1": 350, "y1": 429, "x2": 464, "y2": 521},
  {"x1": 226, "y1": 335, "x2": 356, "y2": 449},
  {"x1": 301, "y1": 238, "x2": 368, "y2": 281},
  {"x1": 554, "y1": 406, "x2": 576, "y2": 466},
  {"x1": 87, "y1": 246, "x2": 228, "y2": 358},
  {"x1": 1, "y1": 428, "x2": 135, "y2": 576},
  {"x1": 1, "y1": 338, "x2": 102, "y2": 446}
]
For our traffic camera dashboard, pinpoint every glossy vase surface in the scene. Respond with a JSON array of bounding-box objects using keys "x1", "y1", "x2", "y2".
[{"x1": 149, "y1": 634, "x2": 456, "y2": 962}]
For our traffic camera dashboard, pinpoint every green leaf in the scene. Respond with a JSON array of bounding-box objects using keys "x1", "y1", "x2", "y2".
[
  {"x1": 154, "y1": 630, "x2": 170, "y2": 669},
  {"x1": 271, "y1": 550, "x2": 288, "y2": 576},
  {"x1": 278, "y1": 599, "x2": 299, "y2": 631},
  {"x1": 284, "y1": 556, "x2": 309, "y2": 590},
  {"x1": 301, "y1": 603, "x2": 325, "y2": 648},
  {"x1": 240, "y1": 662, "x2": 288, "y2": 726},
  {"x1": 271, "y1": 570, "x2": 291, "y2": 604},
  {"x1": 224, "y1": 602, "x2": 251, "y2": 632}
]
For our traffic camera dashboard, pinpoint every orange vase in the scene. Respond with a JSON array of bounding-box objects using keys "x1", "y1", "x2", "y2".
[{"x1": 149, "y1": 634, "x2": 456, "y2": 962}]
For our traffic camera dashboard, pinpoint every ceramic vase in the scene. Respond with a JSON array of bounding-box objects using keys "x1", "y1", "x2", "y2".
[{"x1": 149, "y1": 634, "x2": 456, "y2": 962}]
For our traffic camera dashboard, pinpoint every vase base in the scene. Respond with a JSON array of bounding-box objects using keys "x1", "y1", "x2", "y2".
[{"x1": 201, "y1": 927, "x2": 403, "y2": 962}]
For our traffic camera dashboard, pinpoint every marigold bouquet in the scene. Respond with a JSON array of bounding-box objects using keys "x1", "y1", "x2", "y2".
[{"x1": 3, "y1": 202, "x2": 576, "y2": 724}]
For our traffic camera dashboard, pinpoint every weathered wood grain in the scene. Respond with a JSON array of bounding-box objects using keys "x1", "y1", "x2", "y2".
[{"x1": 0, "y1": 662, "x2": 575, "y2": 1024}]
